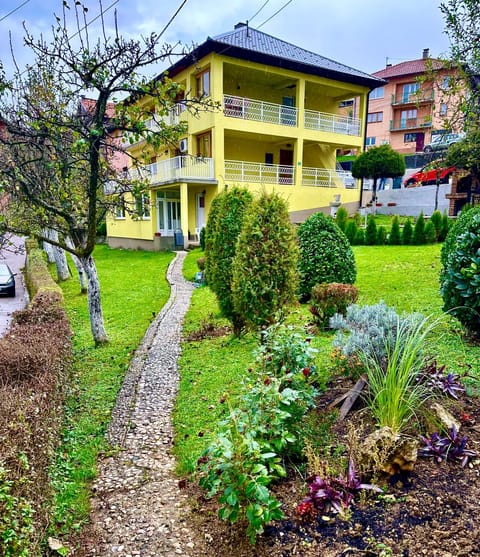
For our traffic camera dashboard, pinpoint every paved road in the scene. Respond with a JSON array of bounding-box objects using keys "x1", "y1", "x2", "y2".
[{"x1": 0, "y1": 237, "x2": 29, "y2": 336}]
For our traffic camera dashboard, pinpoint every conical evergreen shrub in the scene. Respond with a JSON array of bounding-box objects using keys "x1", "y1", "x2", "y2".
[
  {"x1": 402, "y1": 218, "x2": 413, "y2": 245},
  {"x1": 365, "y1": 214, "x2": 377, "y2": 245},
  {"x1": 388, "y1": 215, "x2": 402, "y2": 245},
  {"x1": 413, "y1": 211, "x2": 426, "y2": 245}
]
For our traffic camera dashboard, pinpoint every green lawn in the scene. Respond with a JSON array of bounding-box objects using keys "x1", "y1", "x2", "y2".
[{"x1": 174, "y1": 244, "x2": 479, "y2": 473}]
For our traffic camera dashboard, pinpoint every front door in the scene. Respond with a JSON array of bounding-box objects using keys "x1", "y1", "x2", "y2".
[
  {"x1": 415, "y1": 133, "x2": 425, "y2": 152},
  {"x1": 279, "y1": 149, "x2": 294, "y2": 185}
]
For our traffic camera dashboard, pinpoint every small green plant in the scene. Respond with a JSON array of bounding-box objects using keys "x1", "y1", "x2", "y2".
[
  {"x1": 376, "y1": 225, "x2": 387, "y2": 245},
  {"x1": 402, "y1": 218, "x2": 413, "y2": 245},
  {"x1": 335, "y1": 207, "x2": 349, "y2": 232},
  {"x1": 412, "y1": 211, "x2": 426, "y2": 245},
  {"x1": 0, "y1": 466, "x2": 34, "y2": 557},
  {"x1": 309, "y1": 283, "x2": 358, "y2": 329},
  {"x1": 353, "y1": 227, "x2": 365, "y2": 245},
  {"x1": 199, "y1": 226, "x2": 206, "y2": 251},
  {"x1": 365, "y1": 214, "x2": 377, "y2": 245},
  {"x1": 198, "y1": 325, "x2": 318, "y2": 543},
  {"x1": 424, "y1": 220, "x2": 436, "y2": 243},
  {"x1": 438, "y1": 211, "x2": 450, "y2": 241},
  {"x1": 345, "y1": 220, "x2": 358, "y2": 244},
  {"x1": 388, "y1": 215, "x2": 402, "y2": 245},
  {"x1": 297, "y1": 212, "x2": 356, "y2": 301},
  {"x1": 430, "y1": 210, "x2": 442, "y2": 240}
]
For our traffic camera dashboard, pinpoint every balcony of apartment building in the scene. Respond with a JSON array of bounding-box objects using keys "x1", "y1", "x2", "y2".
[
  {"x1": 391, "y1": 89, "x2": 434, "y2": 106},
  {"x1": 222, "y1": 62, "x2": 362, "y2": 139},
  {"x1": 390, "y1": 117, "x2": 432, "y2": 132},
  {"x1": 129, "y1": 155, "x2": 216, "y2": 186},
  {"x1": 121, "y1": 107, "x2": 184, "y2": 148}
]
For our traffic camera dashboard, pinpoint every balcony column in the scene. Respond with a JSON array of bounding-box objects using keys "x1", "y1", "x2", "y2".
[
  {"x1": 180, "y1": 182, "x2": 189, "y2": 249},
  {"x1": 358, "y1": 91, "x2": 369, "y2": 144},
  {"x1": 297, "y1": 78, "x2": 305, "y2": 128}
]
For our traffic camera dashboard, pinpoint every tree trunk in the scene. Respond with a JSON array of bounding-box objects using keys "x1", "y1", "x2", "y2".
[
  {"x1": 46, "y1": 229, "x2": 70, "y2": 281},
  {"x1": 79, "y1": 255, "x2": 109, "y2": 345},
  {"x1": 66, "y1": 236, "x2": 88, "y2": 293},
  {"x1": 372, "y1": 177, "x2": 378, "y2": 215},
  {"x1": 42, "y1": 228, "x2": 56, "y2": 263}
]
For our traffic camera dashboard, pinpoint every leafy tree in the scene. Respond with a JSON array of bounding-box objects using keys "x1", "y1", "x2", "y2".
[
  {"x1": 445, "y1": 129, "x2": 480, "y2": 198},
  {"x1": 365, "y1": 214, "x2": 377, "y2": 245},
  {"x1": 207, "y1": 187, "x2": 253, "y2": 335},
  {"x1": 0, "y1": 2, "x2": 212, "y2": 344},
  {"x1": 402, "y1": 218, "x2": 413, "y2": 245},
  {"x1": 351, "y1": 145, "x2": 405, "y2": 212},
  {"x1": 231, "y1": 192, "x2": 298, "y2": 332},
  {"x1": 297, "y1": 212, "x2": 356, "y2": 301},
  {"x1": 389, "y1": 215, "x2": 402, "y2": 245}
]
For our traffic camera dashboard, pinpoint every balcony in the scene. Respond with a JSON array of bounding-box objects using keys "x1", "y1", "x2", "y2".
[
  {"x1": 390, "y1": 118, "x2": 432, "y2": 131},
  {"x1": 225, "y1": 160, "x2": 295, "y2": 185},
  {"x1": 224, "y1": 94, "x2": 298, "y2": 127},
  {"x1": 304, "y1": 110, "x2": 361, "y2": 136},
  {"x1": 130, "y1": 156, "x2": 215, "y2": 185},
  {"x1": 391, "y1": 90, "x2": 434, "y2": 106},
  {"x1": 122, "y1": 110, "x2": 181, "y2": 146},
  {"x1": 302, "y1": 167, "x2": 357, "y2": 188}
]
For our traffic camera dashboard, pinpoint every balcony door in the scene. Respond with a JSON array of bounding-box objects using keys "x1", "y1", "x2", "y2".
[
  {"x1": 279, "y1": 149, "x2": 294, "y2": 184},
  {"x1": 281, "y1": 96, "x2": 296, "y2": 126},
  {"x1": 157, "y1": 191, "x2": 181, "y2": 236}
]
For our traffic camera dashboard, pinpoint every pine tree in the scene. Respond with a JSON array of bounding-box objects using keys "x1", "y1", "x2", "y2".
[
  {"x1": 402, "y1": 218, "x2": 413, "y2": 245},
  {"x1": 376, "y1": 226, "x2": 387, "y2": 245},
  {"x1": 413, "y1": 211, "x2": 426, "y2": 245},
  {"x1": 425, "y1": 220, "x2": 437, "y2": 243},
  {"x1": 345, "y1": 220, "x2": 358, "y2": 244},
  {"x1": 430, "y1": 210, "x2": 443, "y2": 241},
  {"x1": 388, "y1": 215, "x2": 402, "y2": 245},
  {"x1": 365, "y1": 214, "x2": 377, "y2": 245},
  {"x1": 335, "y1": 207, "x2": 349, "y2": 232}
]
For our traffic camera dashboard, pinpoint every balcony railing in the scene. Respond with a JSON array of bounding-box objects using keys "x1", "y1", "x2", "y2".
[
  {"x1": 122, "y1": 110, "x2": 181, "y2": 146},
  {"x1": 224, "y1": 94, "x2": 298, "y2": 127},
  {"x1": 304, "y1": 109, "x2": 361, "y2": 136},
  {"x1": 391, "y1": 90, "x2": 434, "y2": 105},
  {"x1": 225, "y1": 160, "x2": 295, "y2": 185},
  {"x1": 390, "y1": 118, "x2": 432, "y2": 131},
  {"x1": 130, "y1": 156, "x2": 214, "y2": 185},
  {"x1": 302, "y1": 167, "x2": 357, "y2": 188}
]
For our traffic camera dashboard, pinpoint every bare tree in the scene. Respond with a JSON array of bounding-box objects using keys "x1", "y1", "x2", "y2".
[{"x1": 0, "y1": 1, "x2": 214, "y2": 344}]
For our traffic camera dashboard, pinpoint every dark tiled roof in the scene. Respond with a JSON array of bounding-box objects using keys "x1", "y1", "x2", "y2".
[
  {"x1": 373, "y1": 58, "x2": 446, "y2": 79},
  {"x1": 166, "y1": 24, "x2": 383, "y2": 89}
]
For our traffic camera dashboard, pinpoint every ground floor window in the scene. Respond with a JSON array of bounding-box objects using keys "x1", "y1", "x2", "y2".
[{"x1": 156, "y1": 190, "x2": 181, "y2": 236}]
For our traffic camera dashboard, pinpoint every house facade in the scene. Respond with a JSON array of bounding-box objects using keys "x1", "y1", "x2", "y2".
[
  {"x1": 107, "y1": 23, "x2": 382, "y2": 250},
  {"x1": 366, "y1": 49, "x2": 460, "y2": 155}
]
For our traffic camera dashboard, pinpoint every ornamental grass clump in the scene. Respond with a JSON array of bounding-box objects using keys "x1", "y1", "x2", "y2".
[{"x1": 360, "y1": 315, "x2": 439, "y2": 434}]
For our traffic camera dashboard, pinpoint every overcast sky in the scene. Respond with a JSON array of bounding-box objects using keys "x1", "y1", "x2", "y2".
[{"x1": 0, "y1": 0, "x2": 451, "y2": 79}]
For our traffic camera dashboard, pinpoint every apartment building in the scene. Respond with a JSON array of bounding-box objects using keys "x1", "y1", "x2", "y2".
[
  {"x1": 106, "y1": 23, "x2": 382, "y2": 250},
  {"x1": 366, "y1": 49, "x2": 459, "y2": 154}
]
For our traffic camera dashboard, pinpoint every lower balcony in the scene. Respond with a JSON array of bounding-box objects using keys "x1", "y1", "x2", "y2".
[
  {"x1": 390, "y1": 119, "x2": 432, "y2": 131},
  {"x1": 131, "y1": 156, "x2": 215, "y2": 185}
]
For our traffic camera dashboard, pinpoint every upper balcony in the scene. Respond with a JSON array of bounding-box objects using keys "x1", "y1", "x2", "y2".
[
  {"x1": 391, "y1": 90, "x2": 434, "y2": 106},
  {"x1": 130, "y1": 156, "x2": 215, "y2": 185},
  {"x1": 390, "y1": 118, "x2": 432, "y2": 131},
  {"x1": 223, "y1": 94, "x2": 361, "y2": 136},
  {"x1": 122, "y1": 110, "x2": 182, "y2": 147}
]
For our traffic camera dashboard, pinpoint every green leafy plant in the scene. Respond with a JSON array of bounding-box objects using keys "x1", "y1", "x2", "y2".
[
  {"x1": 440, "y1": 208, "x2": 480, "y2": 336},
  {"x1": 231, "y1": 192, "x2": 298, "y2": 332},
  {"x1": 365, "y1": 214, "x2": 377, "y2": 245},
  {"x1": 335, "y1": 207, "x2": 349, "y2": 232},
  {"x1": 297, "y1": 212, "x2": 356, "y2": 301},
  {"x1": 412, "y1": 211, "x2": 426, "y2": 245},
  {"x1": 376, "y1": 225, "x2": 387, "y2": 245},
  {"x1": 309, "y1": 283, "x2": 358, "y2": 329},
  {"x1": 199, "y1": 226, "x2": 206, "y2": 251},
  {"x1": 430, "y1": 210, "x2": 443, "y2": 240},
  {"x1": 425, "y1": 220, "x2": 436, "y2": 243},
  {"x1": 198, "y1": 325, "x2": 318, "y2": 542},
  {"x1": 345, "y1": 220, "x2": 358, "y2": 244},
  {"x1": 402, "y1": 218, "x2": 413, "y2": 245}
]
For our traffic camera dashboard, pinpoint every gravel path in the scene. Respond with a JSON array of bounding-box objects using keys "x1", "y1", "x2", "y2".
[{"x1": 86, "y1": 251, "x2": 198, "y2": 556}]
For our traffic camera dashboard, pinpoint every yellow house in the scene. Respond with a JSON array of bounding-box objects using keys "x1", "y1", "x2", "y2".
[{"x1": 107, "y1": 23, "x2": 383, "y2": 250}]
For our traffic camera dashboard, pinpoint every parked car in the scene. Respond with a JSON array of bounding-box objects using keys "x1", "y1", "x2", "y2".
[
  {"x1": 404, "y1": 162, "x2": 455, "y2": 187},
  {"x1": 423, "y1": 132, "x2": 465, "y2": 153},
  {"x1": 0, "y1": 263, "x2": 15, "y2": 297}
]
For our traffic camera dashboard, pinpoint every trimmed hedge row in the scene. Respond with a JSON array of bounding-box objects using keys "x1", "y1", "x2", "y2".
[{"x1": 0, "y1": 243, "x2": 71, "y2": 556}]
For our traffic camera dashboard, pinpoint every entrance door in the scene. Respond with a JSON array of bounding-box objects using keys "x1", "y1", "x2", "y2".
[
  {"x1": 279, "y1": 149, "x2": 294, "y2": 184},
  {"x1": 415, "y1": 133, "x2": 425, "y2": 152}
]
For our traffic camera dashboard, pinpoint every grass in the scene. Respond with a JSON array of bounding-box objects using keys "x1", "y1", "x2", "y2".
[
  {"x1": 50, "y1": 245, "x2": 174, "y2": 535},
  {"x1": 174, "y1": 244, "x2": 480, "y2": 474}
]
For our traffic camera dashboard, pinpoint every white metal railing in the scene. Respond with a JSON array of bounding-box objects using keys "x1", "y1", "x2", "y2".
[
  {"x1": 224, "y1": 160, "x2": 295, "y2": 185},
  {"x1": 302, "y1": 167, "x2": 357, "y2": 188},
  {"x1": 130, "y1": 156, "x2": 214, "y2": 184},
  {"x1": 224, "y1": 94, "x2": 298, "y2": 127},
  {"x1": 304, "y1": 109, "x2": 361, "y2": 136}
]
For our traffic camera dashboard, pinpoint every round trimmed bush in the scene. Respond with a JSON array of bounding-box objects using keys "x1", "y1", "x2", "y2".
[
  {"x1": 440, "y1": 207, "x2": 480, "y2": 337},
  {"x1": 297, "y1": 212, "x2": 356, "y2": 301}
]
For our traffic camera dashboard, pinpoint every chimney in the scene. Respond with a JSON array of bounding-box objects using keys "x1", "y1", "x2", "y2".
[
  {"x1": 234, "y1": 22, "x2": 247, "y2": 29},
  {"x1": 423, "y1": 48, "x2": 430, "y2": 59}
]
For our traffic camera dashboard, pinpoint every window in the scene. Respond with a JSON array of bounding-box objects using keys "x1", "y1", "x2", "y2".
[
  {"x1": 402, "y1": 82, "x2": 419, "y2": 102},
  {"x1": 367, "y1": 112, "x2": 383, "y2": 123},
  {"x1": 400, "y1": 108, "x2": 417, "y2": 128},
  {"x1": 442, "y1": 76, "x2": 451, "y2": 90},
  {"x1": 440, "y1": 103, "x2": 448, "y2": 116},
  {"x1": 197, "y1": 132, "x2": 211, "y2": 157},
  {"x1": 114, "y1": 196, "x2": 125, "y2": 219},
  {"x1": 135, "y1": 193, "x2": 150, "y2": 219},
  {"x1": 156, "y1": 191, "x2": 181, "y2": 235},
  {"x1": 339, "y1": 99, "x2": 354, "y2": 108},
  {"x1": 196, "y1": 69, "x2": 210, "y2": 96},
  {"x1": 404, "y1": 133, "x2": 417, "y2": 142},
  {"x1": 365, "y1": 137, "x2": 376, "y2": 146},
  {"x1": 265, "y1": 153, "x2": 274, "y2": 165},
  {"x1": 369, "y1": 87, "x2": 384, "y2": 100}
]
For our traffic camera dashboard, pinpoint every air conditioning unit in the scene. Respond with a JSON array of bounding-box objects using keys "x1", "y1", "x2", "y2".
[{"x1": 179, "y1": 138, "x2": 188, "y2": 153}]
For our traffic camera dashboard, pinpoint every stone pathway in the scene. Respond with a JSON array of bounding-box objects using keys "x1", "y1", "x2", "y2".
[{"x1": 87, "y1": 251, "x2": 197, "y2": 556}]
